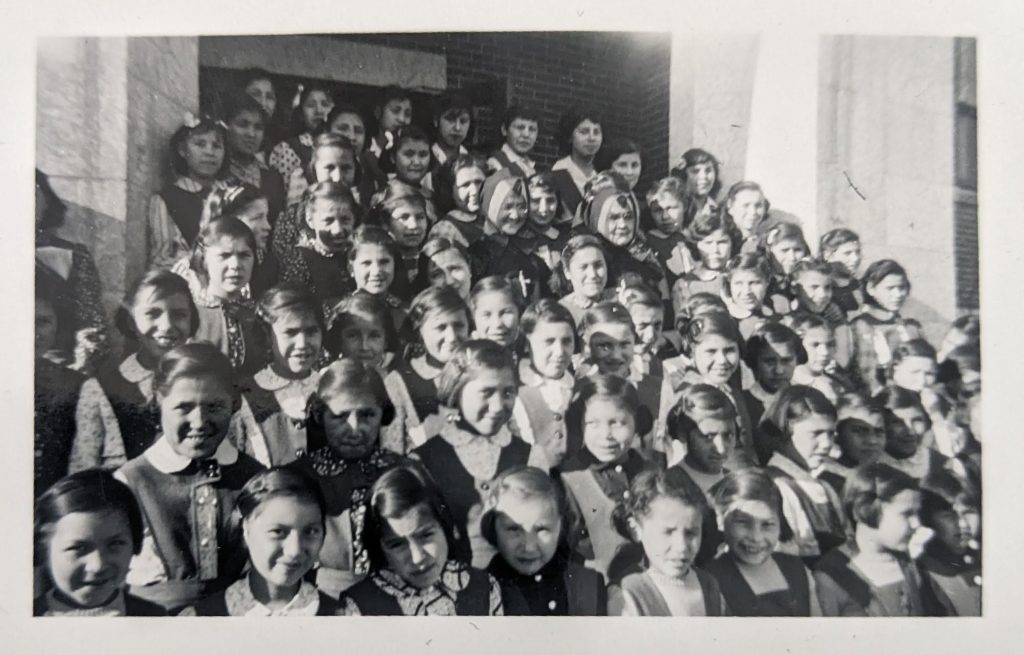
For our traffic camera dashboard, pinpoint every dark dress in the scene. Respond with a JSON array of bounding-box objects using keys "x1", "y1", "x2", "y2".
[
  {"x1": 705, "y1": 552, "x2": 813, "y2": 616},
  {"x1": 488, "y1": 553, "x2": 608, "y2": 616},
  {"x1": 468, "y1": 233, "x2": 556, "y2": 301},
  {"x1": 33, "y1": 590, "x2": 167, "y2": 616},
  {"x1": 34, "y1": 358, "x2": 85, "y2": 496},
  {"x1": 93, "y1": 359, "x2": 161, "y2": 462}
]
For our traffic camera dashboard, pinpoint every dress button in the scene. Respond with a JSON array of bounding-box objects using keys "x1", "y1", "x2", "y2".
[
  {"x1": 200, "y1": 538, "x2": 209, "y2": 546},
  {"x1": 548, "y1": 600, "x2": 557, "y2": 611},
  {"x1": 973, "y1": 575, "x2": 982, "y2": 586},
  {"x1": 534, "y1": 574, "x2": 543, "y2": 582},
  {"x1": 964, "y1": 554, "x2": 975, "y2": 565},
  {"x1": 481, "y1": 482, "x2": 490, "y2": 491},
  {"x1": 614, "y1": 465, "x2": 623, "y2": 474},
  {"x1": 197, "y1": 497, "x2": 204, "y2": 505},
  {"x1": 622, "y1": 491, "x2": 631, "y2": 499},
  {"x1": 553, "y1": 414, "x2": 562, "y2": 422}
]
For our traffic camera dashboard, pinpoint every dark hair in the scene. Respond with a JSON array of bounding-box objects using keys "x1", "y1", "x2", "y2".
[
  {"x1": 114, "y1": 269, "x2": 200, "y2": 341},
  {"x1": 305, "y1": 359, "x2": 395, "y2": 453},
  {"x1": 742, "y1": 321, "x2": 808, "y2": 370},
  {"x1": 303, "y1": 181, "x2": 360, "y2": 230},
  {"x1": 861, "y1": 259, "x2": 911, "y2": 307},
  {"x1": 594, "y1": 138, "x2": 642, "y2": 173},
  {"x1": 367, "y1": 179, "x2": 427, "y2": 227},
  {"x1": 433, "y1": 89, "x2": 472, "y2": 125},
  {"x1": 557, "y1": 106, "x2": 603, "y2": 155},
  {"x1": 678, "y1": 311, "x2": 742, "y2": 359},
  {"x1": 382, "y1": 125, "x2": 432, "y2": 178},
  {"x1": 670, "y1": 148, "x2": 722, "y2": 199},
  {"x1": 326, "y1": 292, "x2": 400, "y2": 357},
  {"x1": 579, "y1": 301, "x2": 636, "y2": 340},
  {"x1": 565, "y1": 374, "x2": 653, "y2": 457},
  {"x1": 819, "y1": 228, "x2": 860, "y2": 260},
  {"x1": 152, "y1": 342, "x2": 239, "y2": 405},
  {"x1": 347, "y1": 224, "x2": 401, "y2": 265},
  {"x1": 479, "y1": 465, "x2": 573, "y2": 552},
  {"x1": 919, "y1": 469, "x2": 979, "y2": 528},
  {"x1": 710, "y1": 468, "x2": 794, "y2": 542},
  {"x1": 236, "y1": 467, "x2": 327, "y2": 525},
  {"x1": 435, "y1": 339, "x2": 515, "y2": 408},
  {"x1": 34, "y1": 470, "x2": 145, "y2": 566},
  {"x1": 377, "y1": 85, "x2": 412, "y2": 111},
  {"x1": 306, "y1": 133, "x2": 358, "y2": 185},
  {"x1": 502, "y1": 104, "x2": 540, "y2": 129},
  {"x1": 665, "y1": 383, "x2": 738, "y2": 443},
  {"x1": 189, "y1": 216, "x2": 257, "y2": 287},
  {"x1": 617, "y1": 280, "x2": 662, "y2": 313},
  {"x1": 432, "y1": 153, "x2": 488, "y2": 216},
  {"x1": 721, "y1": 253, "x2": 772, "y2": 300},
  {"x1": 222, "y1": 90, "x2": 269, "y2": 125},
  {"x1": 327, "y1": 103, "x2": 366, "y2": 137},
  {"x1": 238, "y1": 67, "x2": 274, "y2": 94},
  {"x1": 762, "y1": 222, "x2": 810, "y2": 270},
  {"x1": 674, "y1": 292, "x2": 729, "y2": 325},
  {"x1": 401, "y1": 285, "x2": 470, "y2": 357},
  {"x1": 892, "y1": 338, "x2": 937, "y2": 366},
  {"x1": 520, "y1": 298, "x2": 575, "y2": 338},
  {"x1": 169, "y1": 115, "x2": 229, "y2": 179},
  {"x1": 470, "y1": 274, "x2": 524, "y2": 313},
  {"x1": 35, "y1": 169, "x2": 68, "y2": 230},
  {"x1": 786, "y1": 311, "x2": 832, "y2": 339},
  {"x1": 414, "y1": 237, "x2": 472, "y2": 292},
  {"x1": 204, "y1": 183, "x2": 268, "y2": 228},
  {"x1": 843, "y1": 462, "x2": 919, "y2": 528},
  {"x1": 258, "y1": 282, "x2": 326, "y2": 333},
  {"x1": 363, "y1": 462, "x2": 459, "y2": 570},
  {"x1": 875, "y1": 385, "x2": 927, "y2": 414},
  {"x1": 612, "y1": 466, "x2": 708, "y2": 541},
  {"x1": 758, "y1": 384, "x2": 837, "y2": 454},
  {"x1": 290, "y1": 82, "x2": 334, "y2": 135},
  {"x1": 723, "y1": 180, "x2": 771, "y2": 216},
  {"x1": 789, "y1": 258, "x2": 834, "y2": 284}
]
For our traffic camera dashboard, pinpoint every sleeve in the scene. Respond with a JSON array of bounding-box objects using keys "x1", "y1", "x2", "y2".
[
  {"x1": 147, "y1": 193, "x2": 189, "y2": 271},
  {"x1": 487, "y1": 574, "x2": 505, "y2": 616},
  {"x1": 813, "y1": 569, "x2": 865, "y2": 617},
  {"x1": 807, "y1": 568, "x2": 823, "y2": 617},
  {"x1": 606, "y1": 584, "x2": 639, "y2": 616},
  {"x1": 69, "y1": 378, "x2": 126, "y2": 474}
]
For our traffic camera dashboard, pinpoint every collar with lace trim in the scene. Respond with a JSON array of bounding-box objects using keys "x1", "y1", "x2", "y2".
[
  {"x1": 439, "y1": 416, "x2": 514, "y2": 450},
  {"x1": 144, "y1": 433, "x2": 240, "y2": 474},
  {"x1": 254, "y1": 366, "x2": 319, "y2": 393},
  {"x1": 297, "y1": 231, "x2": 339, "y2": 258},
  {"x1": 552, "y1": 156, "x2": 595, "y2": 196},
  {"x1": 410, "y1": 355, "x2": 444, "y2": 381},
  {"x1": 224, "y1": 575, "x2": 320, "y2": 617},
  {"x1": 43, "y1": 588, "x2": 127, "y2": 617},
  {"x1": 374, "y1": 559, "x2": 472, "y2": 616}
]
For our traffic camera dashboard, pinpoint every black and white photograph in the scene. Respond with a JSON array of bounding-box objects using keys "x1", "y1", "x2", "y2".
[{"x1": 5, "y1": 0, "x2": 1022, "y2": 651}]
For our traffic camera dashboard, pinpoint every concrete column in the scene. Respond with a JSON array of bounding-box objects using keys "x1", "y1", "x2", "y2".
[{"x1": 36, "y1": 37, "x2": 198, "y2": 323}]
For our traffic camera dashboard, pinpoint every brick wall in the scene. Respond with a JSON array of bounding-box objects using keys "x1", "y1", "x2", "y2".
[{"x1": 332, "y1": 32, "x2": 672, "y2": 194}]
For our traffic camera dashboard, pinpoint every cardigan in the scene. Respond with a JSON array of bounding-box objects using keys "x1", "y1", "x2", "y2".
[
  {"x1": 488, "y1": 553, "x2": 608, "y2": 616},
  {"x1": 705, "y1": 551, "x2": 813, "y2": 616}
]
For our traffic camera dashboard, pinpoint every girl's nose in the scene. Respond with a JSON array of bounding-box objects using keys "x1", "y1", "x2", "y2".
[
  {"x1": 82, "y1": 548, "x2": 108, "y2": 574},
  {"x1": 408, "y1": 541, "x2": 428, "y2": 565},
  {"x1": 282, "y1": 532, "x2": 303, "y2": 557}
]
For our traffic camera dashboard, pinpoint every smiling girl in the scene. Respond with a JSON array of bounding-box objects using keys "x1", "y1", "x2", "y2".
[
  {"x1": 672, "y1": 148, "x2": 722, "y2": 226},
  {"x1": 557, "y1": 234, "x2": 613, "y2": 325}
]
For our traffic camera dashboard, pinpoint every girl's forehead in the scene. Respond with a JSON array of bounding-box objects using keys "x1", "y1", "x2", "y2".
[
  {"x1": 133, "y1": 287, "x2": 191, "y2": 309},
  {"x1": 272, "y1": 310, "x2": 320, "y2": 329},
  {"x1": 333, "y1": 112, "x2": 364, "y2": 126},
  {"x1": 727, "y1": 498, "x2": 778, "y2": 522},
  {"x1": 392, "y1": 200, "x2": 426, "y2": 216},
  {"x1": 51, "y1": 509, "x2": 131, "y2": 539},
  {"x1": 587, "y1": 320, "x2": 633, "y2": 337},
  {"x1": 354, "y1": 242, "x2": 393, "y2": 257},
  {"x1": 398, "y1": 138, "x2": 430, "y2": 151},
  {"x1": 695, "y1": 333, "x2": 737, "y2": 348},
  {"x1": 208, "y1": 235, "x2": 252, "y2": 252},
  {"x1": 571, "y1": 247, "x2": 605, "y2": 264},
  {"x1": 187, "y1": 129, "x2": 222, "y2": 143},
  {"x1": 248, "y1": 495, "x2": 323, "y2": 525},
  {"x1": 324, "y1": 389, "x2": 379, "y2": 414},
  {"x1": 442, "y1": 108, "x2": 471, "y2": 121},
  {"x1": 473, "y1": 289, "x2": 516, "y2": 308},
  {"x1": 424, "y1": 308, "x2": 467, "y2": 325},
  {"x1": 305, "y1": 90, "x2": 331, "y2": 103},
  {"x1": 383, "y1": 503, "x2": 439, "y2": 538},
  {"x1": 456, "y1": 166, "x2": 486, "y2": 183}
]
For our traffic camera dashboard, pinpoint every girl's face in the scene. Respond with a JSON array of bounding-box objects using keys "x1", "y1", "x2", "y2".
[
  {"x1": 722, "y1": 499, "x2": 780, "y2": 567},
  {"x1": 685, "y1": 416, "x2": 736, "y2": 474},
  {"x1": 336, "y1": 315, "x2": 388, "y2": 368},
  {"x1": 458, "y1": 366, "x2": 517, "y2": 437},
  {"x1": 769, "y1": 238, "x2": 807, "y2": 275},
  {"x1": 245, "y1": 78, "x2": 277, "y2": 118},
  {"x1": 472, "y1": 291, "x2": 520, "y2": 347},
  {"x1": 46, "y1": 509, "x2": 134, "y2": 609},
  {"x1": 528, "y1": 187, "x2": 559, "y2": 227},
  {"x1": 420, "y1": 309, "x2": 469, "y2": 363},
  {"x1": 697, "y1": 229, "x2": 733, "y2": 271},
  {"x1": 867, "y1": 274, "x2": 910, "y2": 313},
  {"x1": 729, "y1": 269, "x2": 769, "y2": 314},
  {"x1": 727, "y1": 189, "x2": 767, "y2": 234},
  {"x1": 567, "y1": 247, "x2": 608, "y2": 300},
  {"x1": 131, "y1": 290, "x2": 193, "y2": 362},
  {"x1": 388, "y1": 201, "x2": 428, "y2": 251},
  {"x1": 381, "y1": 502, "x2": 448, "y2": 589},
  {"x1": 329, "y1": 111, "x2": 367, "y2": 153},
  {"x1": 227, "y1": 109, "x2": 266, "y2": 159},
  {"x1": 627, "y1": 303, "x2": 663, "y2": 355},
  {"x1": 351, "y1": 243, "x2": 396, "y2": 295},
  {"x1": 204, "y1": 236, "x2": 254, "y2": 299},
  {"x1": 312, "y1": 146, "x2": 356, "y2": 186},
  {"x1": 874, "y1": 490, "x2": 922, "y2": 552},
  {"x1": 892, "y1": 355, "x2": 938, "y2": 393},
  {"x1": 493, "y1": 191, "x2": 528, "y2": 235},
  {"x1": 504, "y1": 118, "x2": 539, "y2": 155},
  {"x1": 788, "y1": 412, "x2": 836, "y2": 470},
  {"x1": 801, "y1": 326, "x2": 836, "y2": 375},
  {"x1": 243, "y1": 496, "x2": 324, "y2": 591},
  {"x1": 634, "y1": 497, "x2": 702, "y2": 581},
  {"x1": 685, "y1": 161, "x2": 716, "y2": 197},
  {"x1": 301, "y1": 90, "x2": 334, "y2": 133},
  {"x1": 438, "y1": 109, "x2": 471, "y2": 149},
  {"x1": 270, "y1": 313, "x2": 323, "y2": 378},
  {"x1": 570, "y1": 119, "x2": 603, "y2": 160},
  {"x1": 307, "y1": 198, "x2": 356, "y2": 252},
  {"x1": 651, "y1": 192, "x2": 685, "y2": 234},
  {"x1": 159, "y1": 373, "x2": 234, "y2": 460},
  {"x1": 885, "y1": 406, "x2": 929, "y2": 458},
  {"x1": 837, "y1": 410, "x2": 886, "y2": 465},
  {"x1": 585, "y1": 321, "x2": 635, "y2": 378},
  {"x1": 35, "y1": 302, "x2": 58, "y2": 356},
  {"x1": 754, "y1": 341, "x2": 798, "y2": 393},
  {"x1": 611, "y1": 153, "x2": 642, "y2": 190},
  {"x1": 427, "y1": 249, "x2": 472, "y2": 300},
  {"x1": 236, "y1": 198, "x2": 271, "y2": 251},
  {"x1": 582, "y1": 395, "x2": 636, "y2": 462},
  {"x1": 526, "y1": 319, "x2": 575, "y2": 380},
  {"x1": 794, "y1": 271, "x2": 833, "y2": 312},
  {"x1": 930, "y1": 501, "x2": 979, "y2": 556},
  {"x1": 322, "y1": 389, "x2": 384, "y2": 459},
  {"x1": 378, "y1": 99, "x2": 413, "y2": 134},
  {"x1": 179, "y1": 129, "x2": 225, "y2": 180},
  {"x1": 596, "y1": 199, "x2": 636, "y2": 247},
  {"x1": 825, "y1": 241, "x2": 862, "y2": 277},
  {"x1": 454, "y1": 166, "x2": 486, "y2": 213},
  {"x1": 692, "y1": 333, "x2": 740, "y2": 386},
  {"x1": 394, "y1": 139, "x2": 431, "y2": 185},
  {"x1": 494, "y1": 495, "x2": 562, "y2": 576}
]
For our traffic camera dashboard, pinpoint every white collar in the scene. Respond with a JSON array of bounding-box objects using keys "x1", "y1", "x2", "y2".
[
  {"x1": 254, "y1": 366, "x2": 320, "y2": 393},
  {"x1": 501, "y1": 143, "x2": 535, "y2": 168},
  {"x1": 747, "y1": 380, "x2": 777, "y2": 405},
  {"x1": 767, "y1": 452, "x2": 816, "y2": 482},
  {"x1": 410, "y1": 355, "x2": 444, "y2": 381},
  {"x1": 439, "y1": 416, "x2": 513, "y2": 449},
  {"x1": 552, "y1": 156, "x2": 594, "y2": 194},
  {"x1": 431, "y1": 142, "x2": 467, "y2": 166},
  {"x1": 43, "y1": 589, "x2": 126, "y2": 617},
  {"x1": 144, "y1": 433, "x2": 240, "y2": 474},
  {"x1": 518, "y1": 359, "x2": 574, "y2": 392},
  {"x1": 224, "y1": 576, "x2": 320, "y2": 617},
  {"x1": 119, "y1": 353, "x2": 153, "y2": 384},
  {"x1": 174, "y1": 176, "x2": 205, "y2": 193}
]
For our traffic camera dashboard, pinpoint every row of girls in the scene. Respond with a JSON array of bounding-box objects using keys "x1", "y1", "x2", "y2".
[{"x1": 33, "y1": 68, "x2": 981, "y2": 617}]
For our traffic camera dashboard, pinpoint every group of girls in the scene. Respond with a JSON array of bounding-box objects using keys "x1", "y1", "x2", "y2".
[{"x1": 33, "y1": 68, "x2": 982, "y2": 618}]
